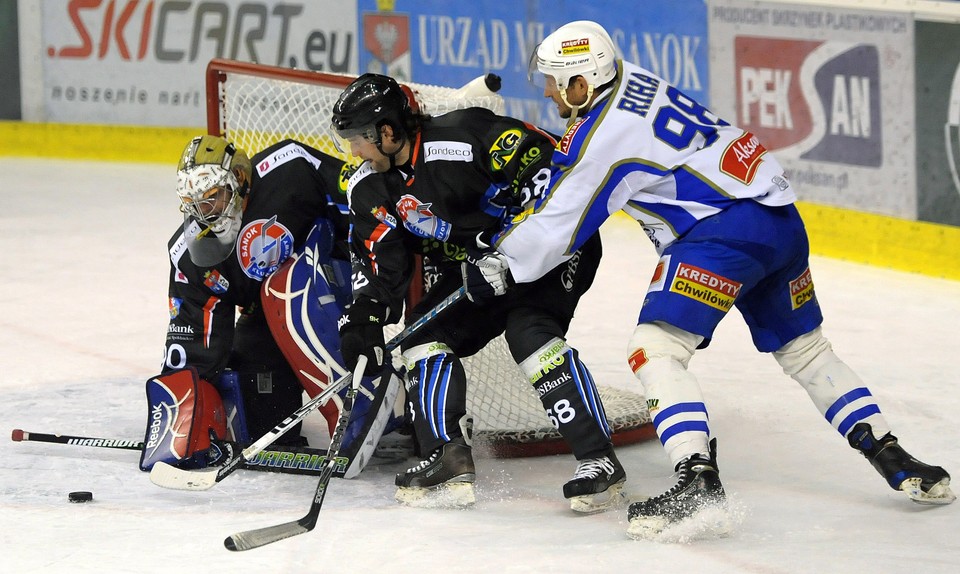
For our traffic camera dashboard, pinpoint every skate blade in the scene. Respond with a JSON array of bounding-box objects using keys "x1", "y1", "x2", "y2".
[
  {"x1": 627, "y1": 504, "x2": 733, "y2": 542},
  {"x1": 901, "y1": 477, "x2": 957, "y2": 505},
  {"x1": 569, "y1": 481, "x2": 626, "y2": 514},
  {"x1": 395, "y1": 481, "x2": 476, "y2": 509}
]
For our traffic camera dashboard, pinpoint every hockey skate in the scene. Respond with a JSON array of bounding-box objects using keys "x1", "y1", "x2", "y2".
[
  {"x1": 395, "y1": 436, "x2": 476, "y2": 508},
  {"x1": 563, "y1": 451, "x2": 626, "y2": 513},
  {"x1": 627, "y1": 439, "x2": 727, "y2": 539},
  {"x1": 848, "y1": 423, "x2": 955, "y2": 505}
]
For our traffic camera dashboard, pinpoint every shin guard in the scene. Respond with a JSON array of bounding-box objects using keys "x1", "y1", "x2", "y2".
[
  {"x1": 401, "y1": 342, "x2": 468, "y2": 455},
  {"x1": 520, "y1": 338, "x2": 612, "y2": 460},
  {"x1": 774, "y1": 327, "x2": 890, "y2": 437}
]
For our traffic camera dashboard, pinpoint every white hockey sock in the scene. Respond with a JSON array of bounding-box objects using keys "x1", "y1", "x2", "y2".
[
  {"x1": 773, "y1": 327, "x2": 890, "y2": 438},
  {"x1": 628, "y1": 322, "x2": 710, "y2": 466}
]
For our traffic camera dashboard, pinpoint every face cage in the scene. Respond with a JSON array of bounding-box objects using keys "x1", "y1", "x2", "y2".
[{"x1": 179, "y1": 180, "x2": 242, "y2": 235}]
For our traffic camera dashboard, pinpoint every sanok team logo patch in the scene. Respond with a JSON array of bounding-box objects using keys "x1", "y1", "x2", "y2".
[
  {"x1": 237, "y1": 217, "x2": 294, "y2": 280},
  {"x1": 396, "y1": 195, "x2": 452, "y2": 241}
]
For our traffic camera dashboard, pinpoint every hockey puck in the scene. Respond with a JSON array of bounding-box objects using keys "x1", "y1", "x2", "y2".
[{"x1": 68, "y1": 491, "x2": 93, "y2": 503}]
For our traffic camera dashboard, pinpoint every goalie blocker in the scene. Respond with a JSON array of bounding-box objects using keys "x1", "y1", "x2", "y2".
[{"x1": 140, "y1": 219, "x2": 403, "y2": 477}]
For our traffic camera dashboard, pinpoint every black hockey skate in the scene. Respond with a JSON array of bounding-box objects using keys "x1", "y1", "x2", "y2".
[
  {"x1": 563, "y1": 451, "x2": 626, "y2": 513},
  {"x1": 395, "y1": 436, "x2": 476, "y2": 508},
  {"x1": 848, "y1": 423, "x2": 955, "y2": 505},
  {"x1": 627, "y1": 439, "x2": 727, "y2": 539}
]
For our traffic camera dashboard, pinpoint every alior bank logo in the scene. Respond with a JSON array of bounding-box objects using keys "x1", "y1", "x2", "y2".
[
  {"x1": 734, "y1": 36, "x2": 881, "y2": 167},
  {"x1": 947, "y1": 61, "x2": 960, "y2": 199}
]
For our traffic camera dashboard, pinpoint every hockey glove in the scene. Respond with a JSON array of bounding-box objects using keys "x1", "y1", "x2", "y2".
[
  {"x1": 339, "y1": 299, "x2": 389, "y2": 376},
  {"x1": 462, "y1": 232, "x2": 514, "y2": 303}
]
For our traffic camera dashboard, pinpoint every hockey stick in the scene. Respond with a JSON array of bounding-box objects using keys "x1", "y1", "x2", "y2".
[
  {"x1": 151, "y1": 286, "x2": 468, "y2": 491},
  {"x1": 223, "y1": 286, "x2": 468, "y2": 551},
  {"x1": 11, "y1": 429, "x2": 143, "y2": 450},
  {"x1": 224, "y1": 355, "x2": 365, "y2": 551}
]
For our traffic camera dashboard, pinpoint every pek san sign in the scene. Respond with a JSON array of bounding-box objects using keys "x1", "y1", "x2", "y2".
[
  {"x1": 709, "y1": 0, "x2": 914, "y2": 219},
  {"x1": 40, "y1": 0, "x2": 357, "y2": 127}
]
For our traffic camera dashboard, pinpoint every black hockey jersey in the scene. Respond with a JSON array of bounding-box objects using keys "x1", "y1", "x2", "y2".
[
  {"x1": 164, "y1": 139, "x2": 353, "y2": 379},
  {"x1": 348, "y1": 107, "x2": 557, "y2": 320}
]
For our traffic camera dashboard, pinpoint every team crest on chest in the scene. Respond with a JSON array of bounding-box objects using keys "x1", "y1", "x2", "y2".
[
  {"x1": 237, "y1": 217, "x2": 294, "y2": 280},
  {"x1": 396, "y1": 194, "x2": 452, "y2": 241}
]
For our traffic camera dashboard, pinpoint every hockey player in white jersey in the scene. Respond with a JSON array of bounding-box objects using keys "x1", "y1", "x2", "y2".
[{"x1": 460, "y1": 20, "x2": 955, "y2": 538}]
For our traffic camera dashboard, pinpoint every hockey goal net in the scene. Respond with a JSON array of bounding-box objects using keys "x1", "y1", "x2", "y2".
[{"x1": 205, "y1": 58, "x2": 652, "y2": 457}]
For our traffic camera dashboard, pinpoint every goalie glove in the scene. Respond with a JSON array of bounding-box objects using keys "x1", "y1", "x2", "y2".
[{"x1": 461, "y1": 232, "x2": 514, "y2": 303}]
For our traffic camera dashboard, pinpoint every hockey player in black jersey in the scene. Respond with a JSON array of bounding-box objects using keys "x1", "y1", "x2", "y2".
[
  {"x1": 139, "y1": 135, "x2": 401, "y2": 477},
  {"x1": 331, "y1": 73, "x2": 625, "y2": 512}
]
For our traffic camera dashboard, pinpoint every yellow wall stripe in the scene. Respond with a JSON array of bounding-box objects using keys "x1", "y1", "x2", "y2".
[
  {"x1": 0, "y1": 121, "x2": 202, "y2": 164},
  {"x1": 3, "y1": 121, "x2": 959, "y2": 282}
]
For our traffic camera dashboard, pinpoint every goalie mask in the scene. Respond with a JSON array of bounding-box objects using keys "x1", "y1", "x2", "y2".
[
  {"x1": 529, "y1": 20, "x2": 618, "y2": 121},
  {"x1": 176, "y1": 136, "x2": 252, "y2": 267}
]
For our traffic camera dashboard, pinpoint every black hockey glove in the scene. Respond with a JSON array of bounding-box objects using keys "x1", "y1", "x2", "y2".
[
  {"x1": 461, "y1": 232, "x2": 514, "y2": 303},
  {"x1": 339, "y1": 299, "x2": 389, "y2": 376}
]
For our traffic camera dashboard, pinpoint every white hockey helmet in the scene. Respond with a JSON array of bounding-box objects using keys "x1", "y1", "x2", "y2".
[
  {"x1": 531, "y1": 20, "x2": 618, "y2": 91},
  {"x1": 175, "y1": 135, "x2": 252, "y2": 266}
]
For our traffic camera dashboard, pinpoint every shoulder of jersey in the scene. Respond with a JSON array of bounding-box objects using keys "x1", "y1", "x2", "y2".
[{"x1": 347, "y1": 161, "x2": 379, "y2": 191}]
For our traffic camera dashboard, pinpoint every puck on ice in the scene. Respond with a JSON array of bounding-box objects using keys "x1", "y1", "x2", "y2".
[{"x1": 69, "y1": 491, "x2": 93, "y2": 503}]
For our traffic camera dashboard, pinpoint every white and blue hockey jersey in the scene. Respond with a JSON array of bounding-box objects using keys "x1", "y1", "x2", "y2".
[{"x1": 496, "y1": 59, "x2": 796, "y2": 283}]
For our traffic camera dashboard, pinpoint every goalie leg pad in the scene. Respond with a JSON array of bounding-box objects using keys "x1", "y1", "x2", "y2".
[
  {"x1": 773, "y1": 326, "x2": 890, "y2": 437},
  {"x1": 519, "y1": 338, "x2": 613, "y2": 460},
  {"x1": 260, "y1": 218, "x2": 352, "y2": 436},
  {"x1": 139, "y1": 368, "x2": 227, "y2": 471},
  {"x1": 627, "y1": 321, "x2": 711, "y2": 466}
]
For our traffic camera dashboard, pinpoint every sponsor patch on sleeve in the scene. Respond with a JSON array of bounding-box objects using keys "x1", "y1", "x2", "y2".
[{"x1": 720, "y1": 131, "x2": 767, "y2": 184}]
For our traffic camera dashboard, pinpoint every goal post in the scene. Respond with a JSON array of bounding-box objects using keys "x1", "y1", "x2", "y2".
[{"x1": 205, "y1": 58, "x2": 653, "y2": 457}]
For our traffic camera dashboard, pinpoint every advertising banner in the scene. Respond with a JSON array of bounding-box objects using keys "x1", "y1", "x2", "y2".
[
  {"x1": 39, "y1": 0, "x2": 357, "y2": 127},
  {"x1": 356, "y1": 0, "x2": 708, "y2": 134},
  {"x1": 709, "y1": 0, "x2": 915, "y2": 218},
  {"x1": 915, "y1": 19, "x2": 960, "y2": 227}
]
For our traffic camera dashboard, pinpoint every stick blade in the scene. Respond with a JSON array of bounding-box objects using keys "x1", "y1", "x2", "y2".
[
  {"x1": 224, "y1": 520, "x2": 311, "y2": 552},
  {"x1": 149, "y1": 461, "x2": 220, "y2": 491}
]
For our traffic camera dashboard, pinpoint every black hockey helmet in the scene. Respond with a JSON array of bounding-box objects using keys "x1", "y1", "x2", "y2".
[{"x1": 331, "y1": 73, "x2": 413, "y2": 147}]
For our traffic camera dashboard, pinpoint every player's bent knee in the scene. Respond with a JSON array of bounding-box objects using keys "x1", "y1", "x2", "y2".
[
  {"x1": 516, "y1": 337, "x2": 569, "y2": 383},
  {"x1": 772, "y1": 326, "x2": 833, "y2": 378},
  {"x1": 401, "y1": 341, "x2": 453, "y2": 366},
  {"x1": 627, "y1": 321, "x2": 701, "y2": 375}
]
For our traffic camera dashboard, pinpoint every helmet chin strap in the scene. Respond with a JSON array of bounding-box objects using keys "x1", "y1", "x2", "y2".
[
  {"x1": 559, "y1": 85, "x2": 595, "y2": 126},
  {"x1": 376, "y1": 131, "x2": 408, "y2": 169}
]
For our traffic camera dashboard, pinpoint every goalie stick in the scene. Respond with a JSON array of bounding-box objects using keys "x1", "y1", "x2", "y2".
[
  {"x1": 151, "y1": 285, "x2": 468, "y2": 491},
  {"x1": 224, "y1": 355, "x2": 365, "y2": 551},
  {"x1": 11, "y1": 429, "x2": 143, "y2": 450},
  {"x1": 223, "y1": 286, "x2": 468, "y2": 551},
  {"x1": 10, "y1": 428, "x2": 380, "y2": 478}
]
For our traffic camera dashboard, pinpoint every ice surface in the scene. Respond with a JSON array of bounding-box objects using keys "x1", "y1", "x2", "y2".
[{"x1": 2, "y1": 157, "x2": 958, "y2": 573}]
